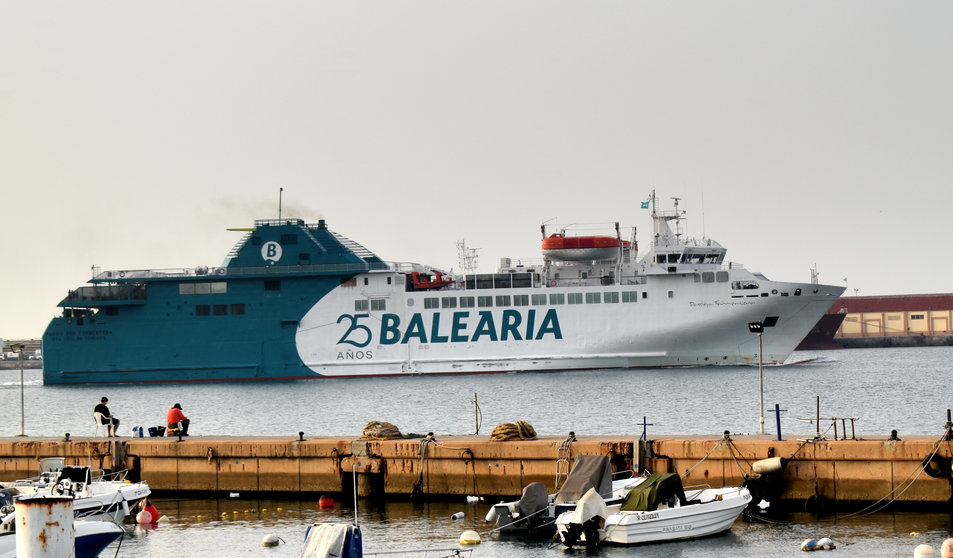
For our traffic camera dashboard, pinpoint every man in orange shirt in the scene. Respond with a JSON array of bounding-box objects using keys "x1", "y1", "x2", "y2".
[{"x1": 166, "y1": 403, "x2": 190, "y2": 436}]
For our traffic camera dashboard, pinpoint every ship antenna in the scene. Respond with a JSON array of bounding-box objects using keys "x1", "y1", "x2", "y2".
[
  {"x1": 278, "y1": 187, "x2": 284, "y2": 220},
  {"x1": 671, "y1": 196, "x2": 682, "y2": 239}
]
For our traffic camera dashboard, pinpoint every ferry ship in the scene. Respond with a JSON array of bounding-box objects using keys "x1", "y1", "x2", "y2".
[{"x1": 42, "y1": 193, "x2": 844, "y2": 384}]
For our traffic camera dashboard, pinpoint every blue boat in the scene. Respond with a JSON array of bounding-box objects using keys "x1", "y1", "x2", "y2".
[{"x1": 42, "y1": 193, "x2": 844, "y2": 384}]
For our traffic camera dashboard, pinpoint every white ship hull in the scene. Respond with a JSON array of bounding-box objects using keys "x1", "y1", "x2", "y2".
[{"x1": 296, "y1": 272, "x2": 840, "y2": 376}]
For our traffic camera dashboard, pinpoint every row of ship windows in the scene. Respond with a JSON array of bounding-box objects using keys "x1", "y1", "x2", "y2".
[
  {"x1": 195, "y1": 303, "x2": 246, "y2": 316},
  {"x1": 355, "y1": 291, "x2": 648, "y2": 312}
]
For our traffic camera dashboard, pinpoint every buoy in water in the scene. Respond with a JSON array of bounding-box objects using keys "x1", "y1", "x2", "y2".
[
  {"x1": 136, "y1": 510, "x2": 152, "y2": 524},
  {"x1": 914, "y1": 544, "x2": 935, "y2": 557},
  {"x1": 800, "y1": 537, "x2": 836, "y2": 551},
  {"x1": 261, "y1": 534, "x2": 282, "y2": 547},
  {"x1": 459, "y1": 530, "x2": 481, "y2": 545},
  {"x1": 451, "y1": 511, "x2": 464, "y2": 520},
  {"x1": 318, "y1": 495, "x2": 334, "y2": 508}
]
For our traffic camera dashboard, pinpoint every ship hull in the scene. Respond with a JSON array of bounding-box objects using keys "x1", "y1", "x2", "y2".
[{"x1": 43, "y1": 272, "x2": 840, "y2": 384}]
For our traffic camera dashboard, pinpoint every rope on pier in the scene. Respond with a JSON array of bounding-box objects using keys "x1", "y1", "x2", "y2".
[
  {"x1": 490, "y1": 421, "x2": 537, "y2": 441},
  {"x1": 360, "y1": 421, "x2": 403, "y2": 440}
]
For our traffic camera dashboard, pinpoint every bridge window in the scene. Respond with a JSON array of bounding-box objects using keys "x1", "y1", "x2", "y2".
[
  {"x1": 702, "y1": 272, "x2": 715, "y2": 283},
  {"x1": 716, "y1": 271, "x2": 729, "y2": 282}
]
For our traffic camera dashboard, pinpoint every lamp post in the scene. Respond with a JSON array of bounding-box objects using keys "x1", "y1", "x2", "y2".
[
  {"x1": 10, "y1": 343, "x2": 25, "y2": 436},
  {"x1": 747, "y1": 322, "x2": 765, "y2": 434}
]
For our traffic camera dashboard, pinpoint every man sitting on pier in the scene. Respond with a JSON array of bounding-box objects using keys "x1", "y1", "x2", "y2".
[
  {"x1": 94, "y1": 396, "x2": 119, "y2": 437},
  {"x1": 166, "y1": 403, "x2": 190, "y2": 436}
]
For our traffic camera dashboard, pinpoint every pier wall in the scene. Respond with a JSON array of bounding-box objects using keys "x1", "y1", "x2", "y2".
[{"x1": 1, "y1": 435, "x2": 951, "y2": 508}]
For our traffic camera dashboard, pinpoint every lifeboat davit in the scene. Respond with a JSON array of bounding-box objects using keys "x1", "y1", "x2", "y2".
[
  {"x1": 410, "y1": 271, "x2": 452, "y2": 290},
  {"x1": 541, "y1": 234, "x2": 631, "y2": 262}
]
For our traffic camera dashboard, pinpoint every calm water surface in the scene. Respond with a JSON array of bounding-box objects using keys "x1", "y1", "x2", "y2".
[{"x1": 2, "y1": 347, "x2": 952, "y2": 556}]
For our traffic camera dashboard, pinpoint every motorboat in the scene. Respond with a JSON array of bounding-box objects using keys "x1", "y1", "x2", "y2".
[
  {"x1": 0, "y1": 458, "x2": 150, "y2": 522},
  {"x1": 486, "y1": 454, "x2": 645, "y2": 537},
  {"x1": 556, "y1": 472, "x2": 751, "y2": 547}
]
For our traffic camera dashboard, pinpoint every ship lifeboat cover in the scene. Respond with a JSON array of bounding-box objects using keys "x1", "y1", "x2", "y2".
[{"x1": 541, "y1": 234, "x2": 632, "y2": 262}]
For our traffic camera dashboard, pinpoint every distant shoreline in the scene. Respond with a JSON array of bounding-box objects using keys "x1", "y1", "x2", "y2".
[{"x1": 0, "y1": 360, "x2": 41, "y2": 370}]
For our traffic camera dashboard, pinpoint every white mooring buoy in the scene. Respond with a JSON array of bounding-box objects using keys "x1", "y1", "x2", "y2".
[{"x1": 459, "y1": 530, "x2": 481, "y2": 545}]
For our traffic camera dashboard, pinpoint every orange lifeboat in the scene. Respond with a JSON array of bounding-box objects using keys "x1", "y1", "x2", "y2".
[
  {"x1": 410, "y1": 271, "x2": 453, "y2": 290},
  {"x1": 541, "y1": 234, "x2": 632, "y2": 262}
]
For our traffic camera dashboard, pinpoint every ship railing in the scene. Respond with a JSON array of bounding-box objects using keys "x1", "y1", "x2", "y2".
[
  {"x1": 93, "y1": 262, "x2": 390, "y2": 281},
  {"x1": 66, "y1": 284, "x2": 147, "y2": 303},
  {"x1": 254, "y1": 218, "x2": 306, "y2": 227}
]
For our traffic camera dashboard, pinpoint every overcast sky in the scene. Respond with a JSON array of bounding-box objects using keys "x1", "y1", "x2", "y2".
[{"x1": 2, "y1": 1, "x2": 951, "y2": 339}]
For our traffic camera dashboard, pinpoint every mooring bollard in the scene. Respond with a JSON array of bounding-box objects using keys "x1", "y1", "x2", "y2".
[{"x1": 15, "y1": 496, "x2": 74, "y2": 557}]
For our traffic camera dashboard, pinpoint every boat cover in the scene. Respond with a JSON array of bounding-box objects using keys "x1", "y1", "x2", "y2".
[
  {"x1": 516, "y1": 482, "x2": 549, "y2": 518},
  {"x1": 554, "y1": 455, "x2": 612, "y2": 504},
  {"x1": 619, "y1": 473, "x2": 688, "y2": 511},
  {"x1": 569, "y1": 487, "x2": 608, "y2": 524},
  {"x1": 300, "y1": 523, "x2": 362, "y2": 558}
]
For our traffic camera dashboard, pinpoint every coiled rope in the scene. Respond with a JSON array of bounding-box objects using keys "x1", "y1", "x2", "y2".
[{"x1": 490, "y1": 421, "x2": 537, "y2": 441}]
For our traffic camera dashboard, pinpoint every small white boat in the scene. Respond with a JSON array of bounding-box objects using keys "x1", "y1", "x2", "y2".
[
  {"x1": 0, "y1": 458, "x2": 150, "y2": 522},
  {"x1": 556, "y1": 472, "x2": 751, "y2": 547}
]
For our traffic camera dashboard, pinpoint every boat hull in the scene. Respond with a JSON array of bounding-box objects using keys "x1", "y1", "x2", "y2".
[{"x1": 602, "y1": 487, "x2": 751, "y2": 545}]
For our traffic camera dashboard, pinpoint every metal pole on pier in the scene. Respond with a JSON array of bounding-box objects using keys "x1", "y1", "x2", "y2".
[
  {"x1": 11, "y1": 343, "x2": 25, "y2": 436},
  {"x1": 748, "y1": 322, "x2": 765, "y2": 434}
]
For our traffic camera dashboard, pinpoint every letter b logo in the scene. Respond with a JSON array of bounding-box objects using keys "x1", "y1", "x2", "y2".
[{"x1": 261, "y1": 241, "x2": 282, "y2": 262}]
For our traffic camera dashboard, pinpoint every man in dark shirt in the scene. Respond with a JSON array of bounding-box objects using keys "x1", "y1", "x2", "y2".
[{"x1": 94, "y1": 396, "x2": 119, "y2": 436}]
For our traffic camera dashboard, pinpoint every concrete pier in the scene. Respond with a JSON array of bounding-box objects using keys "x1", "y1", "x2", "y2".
[{"x1": 0, "y1": 434, "x2": 950, "y2": 510}]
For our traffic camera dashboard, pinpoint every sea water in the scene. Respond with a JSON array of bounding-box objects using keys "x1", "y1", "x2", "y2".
[{"x1": 2, "y1": 346, "x2": 952, "y2": 556}]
